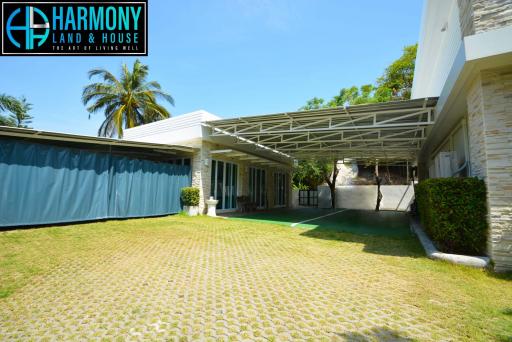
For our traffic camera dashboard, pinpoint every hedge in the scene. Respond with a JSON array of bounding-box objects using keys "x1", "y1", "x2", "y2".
[
  {"x1": 414, "y1": 178, "x2": 488, "y2": 255},
  {"x1": 181, "y1": 187, "x2": 200, "y2": 206}
]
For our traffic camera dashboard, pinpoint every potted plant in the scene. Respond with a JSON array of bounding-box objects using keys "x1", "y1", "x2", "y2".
[{"x1": 181, "y1": 187, "x2": 200, "y2": 216}]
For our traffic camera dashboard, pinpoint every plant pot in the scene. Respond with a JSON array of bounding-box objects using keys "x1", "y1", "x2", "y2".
[{"x1": 183, "y1": 205, "x2": 198, "y2": 216}]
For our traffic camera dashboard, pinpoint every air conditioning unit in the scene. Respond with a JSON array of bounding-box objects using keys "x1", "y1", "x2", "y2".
[{"x1": 434, "y1": 152, "x2": 453, "y2": 178}]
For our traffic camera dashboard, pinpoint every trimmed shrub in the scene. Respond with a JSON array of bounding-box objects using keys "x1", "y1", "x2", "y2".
[
  {"x1": 181, "y1": 187, "x2": 200, "y2": 206},
  {"x1": 414, "y1": 178, "x2": 488, "y2": 255}
]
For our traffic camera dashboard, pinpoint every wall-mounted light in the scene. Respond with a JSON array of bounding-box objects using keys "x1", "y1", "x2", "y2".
[{"x1": 441, "y1": 22, "x2": 448, "y2": 32}]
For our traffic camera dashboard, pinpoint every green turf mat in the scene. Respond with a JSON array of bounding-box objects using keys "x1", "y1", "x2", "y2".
[{"x1": 226, "y1": 208, "x2": 412, "y2": 238}]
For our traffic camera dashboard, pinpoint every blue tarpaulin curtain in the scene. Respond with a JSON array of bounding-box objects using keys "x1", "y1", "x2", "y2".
[{"x1": 0, "y1": 138, "x2": 191, "y2": 227}]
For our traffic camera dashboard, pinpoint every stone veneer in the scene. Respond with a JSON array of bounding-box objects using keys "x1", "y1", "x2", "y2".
[
  {"x1": 190, "y1": 140, "x2": 292, "y2": 214},
  {"x1": 466, "y1": 66, "x2": 512, "y2": 272},
  {"x1": 457, "y1": 0, "x2": 512, "y2": 37}
]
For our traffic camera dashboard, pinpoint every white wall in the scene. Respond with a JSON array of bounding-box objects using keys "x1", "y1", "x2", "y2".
[
  {"x1": 291, "y1": 189, "x2": 300, "y2": 208},
  {"x1": 123, "y1": 110, "x2": 220, "y2": 145},
  {"x1": 318, "y1": 185, "x2": 415, "y2": 211},
  {"x1": 412, "y1": 0, "x2": 462, "y2": 99},
  {"x1": 335, "y1": 186, "x2": 377, "y2": 210}
]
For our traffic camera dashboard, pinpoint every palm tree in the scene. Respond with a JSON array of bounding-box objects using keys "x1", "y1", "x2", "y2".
[
  {"x1": 0, "y1": 94, "x2": 33, "y2": 128},
  {"x1": 82, "y1": 59, "x2": 174, "y2": 138}
]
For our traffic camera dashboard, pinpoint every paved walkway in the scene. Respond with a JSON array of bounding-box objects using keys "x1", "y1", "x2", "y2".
[{"x1": 0, "y1": 216, "x2": 475, "y2": 341}]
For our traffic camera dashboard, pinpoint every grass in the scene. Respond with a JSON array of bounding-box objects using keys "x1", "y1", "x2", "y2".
[{"x1": 0, "y1": 215, "x2": 511, "y2": 341}]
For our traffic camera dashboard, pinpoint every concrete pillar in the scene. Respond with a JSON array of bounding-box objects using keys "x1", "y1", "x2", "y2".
[
  {"x1": 466, "y1": 66, "x2": 512, "y2": 272},
  {"x1": 191, "y1": 142, "x2": 211, "y2": 214}
]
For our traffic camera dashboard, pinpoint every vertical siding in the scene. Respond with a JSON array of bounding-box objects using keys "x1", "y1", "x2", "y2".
[
  {"x1": 123, "y1": 110, "x2": 220, "y2": 144},
  {"x1": 412, "y1": 0, "x2": 463, "y2": 98}
]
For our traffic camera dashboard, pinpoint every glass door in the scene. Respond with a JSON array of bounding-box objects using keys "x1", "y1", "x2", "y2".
[
  {"x1": 274, "y1": 172, "x2": 286, "y2": 206},
  {"x1": 249, "y1": 167, "x2": 266, "y2": 208},
  {"x1": 210, "y1": 160, "x2": 238, "y2": 210}
]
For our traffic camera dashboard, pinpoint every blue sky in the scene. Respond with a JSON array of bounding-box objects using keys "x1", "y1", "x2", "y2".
[{"x1": 0, "y1": 0, "x2": 423, "y2": 136}]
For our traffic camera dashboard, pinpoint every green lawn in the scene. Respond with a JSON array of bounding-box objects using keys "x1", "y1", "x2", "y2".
[{"x1": 0, "y1": 215, "x2": 511, "y2": 341}]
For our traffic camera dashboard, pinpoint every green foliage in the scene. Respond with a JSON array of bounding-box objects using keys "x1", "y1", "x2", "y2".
[
  {"x1": 301, "y1": 44, "x2": 417, "y2": 109},
  {"x1": 415, "y1": 178, "x2": 488, "y2": 255},
  {"x1": 292, "y1": 183, "x2": 309, "y2": 191},
  {"x1": 0, "y1": 114, "x2": 14, "y2": 126},
  {"x1": 292, "y1": 159, "x2": 333, "y2": 190},
  {"x1": 0, "y1": 94, "x2": 34, "y2": 128},
  {"x1": 181, "y1": 187, "x2": 200, "y2": 206},
  {"x1": 299, "y1": 97, "x2": 325, "y2": 111},
  {"x1": 82, "y1": 59, "x2": 174, "y2": 138},
  {"x1": 376, "y1": 44, "x2": 417, "y2": 101}
]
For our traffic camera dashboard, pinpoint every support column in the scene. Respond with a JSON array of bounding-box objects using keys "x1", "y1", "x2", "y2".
[
  {"x1": 191, "y1": 142, "x2": 211, "y2": 214},
  {"x1": 466, "y1": 66, "x2": 512, "y2": 272}
]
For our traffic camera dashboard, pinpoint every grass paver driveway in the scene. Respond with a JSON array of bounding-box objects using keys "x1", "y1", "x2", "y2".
[{"x1": 1, "y1": 215, "x2": 511, "y2": 341}]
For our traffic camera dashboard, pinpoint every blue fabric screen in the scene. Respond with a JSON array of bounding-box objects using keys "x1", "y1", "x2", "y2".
[{"x1": 0, "y1": 138, "x2": 191, "y2": 227}]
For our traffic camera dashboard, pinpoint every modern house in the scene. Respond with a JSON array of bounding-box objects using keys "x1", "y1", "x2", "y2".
[
  {"x1": 123, "y1": 110, "x2": 293, "y2": 214},
  {"x1": 123, "y1": 0, "x2": 512, "y2": 272},
  {"x1": 412, "y1": 0, "x2": 512, "y2": 272},
  {"x1": 0, "y1": 0, "x2": 509, "y2": 271}
]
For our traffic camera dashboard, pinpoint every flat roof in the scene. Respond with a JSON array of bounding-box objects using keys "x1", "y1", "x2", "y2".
[
  {"x1": 0, "y1": 126, "x2": 195, "y2": 155},
  {"x1": 205, "y1": 98, "x2": 438, "y2": 162}
]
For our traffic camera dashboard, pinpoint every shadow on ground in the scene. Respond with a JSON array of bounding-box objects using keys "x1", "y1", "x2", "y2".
[
  {"x1": 334, "y1": 327, "x2": 414, "y2": 341},
  {"x1": 226, "y1": 208, "x2": 424, "y2": 258},
  {"x1": 300, "y1": 227, "x2": 424, "y2": 258}
]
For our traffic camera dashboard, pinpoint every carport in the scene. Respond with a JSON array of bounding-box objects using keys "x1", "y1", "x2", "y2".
[
  {"x1": 204, "y1": 97, "x2": 437, "y2": 164},
  {"x1": 204, "y1": 98, "x2": 438, "y2": 228}
]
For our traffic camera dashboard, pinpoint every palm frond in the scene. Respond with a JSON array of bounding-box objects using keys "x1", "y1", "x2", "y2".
[
  {"x1": 84, "y1": 60, "x2": 174, "y2": 137},
  {"x1": 87, "y1": 68, "x2": 122, "y2": 87}
]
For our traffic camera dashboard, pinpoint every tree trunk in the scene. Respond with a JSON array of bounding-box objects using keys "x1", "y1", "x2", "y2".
[
  {"x1": 375, "y1": 175, "x2": 382, "y2": 211},
  {"x1": 329, "y1": 182, "x2": 336, "y2": 209},
  {"x1": 325, "y1": 160, "x2": 339, "y2": 209},
  {"x1": 374, "y1": 163, "x2": 383, "y2": 211}
]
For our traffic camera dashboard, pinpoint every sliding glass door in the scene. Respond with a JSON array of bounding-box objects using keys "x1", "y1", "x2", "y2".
[
  {"x1": 249, "y1": 167, "x2": 266, "y2": 208},
  {"x1": 210, "y1": 160, "x2": 238, "y2": 210},
  {"x1": 274, "y1": 172, "x2": 286, "y2": 206}
]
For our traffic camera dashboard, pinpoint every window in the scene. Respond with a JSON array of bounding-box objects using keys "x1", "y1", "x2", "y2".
[
  {"x1": 249, "y1": 167, "x2": 266, "y2": 208},
  {"x1": 210, "y1": 160, "x2": 238, "y2": 210},
  {"x1": 274, "y1": 172, "x2": 287, "y2": 206},
  {"x1": 169, "y1": 158, "x2": 191, "y2": 166}
]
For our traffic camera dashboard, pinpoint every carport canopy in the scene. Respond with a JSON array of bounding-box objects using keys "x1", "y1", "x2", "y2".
[{"x1": 204, "y1": 98, "x2": 438, "y2": 164}]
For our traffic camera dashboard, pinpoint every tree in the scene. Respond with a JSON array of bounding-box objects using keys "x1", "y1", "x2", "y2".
[
  {"x1": 9, "y1": 97, "x2": 33, "y2": 128},
  {"x1": 82, "y1": 59, "x2": 174, "y2": 138},
  {"x1": 375, "y1": 171, "x2": 383, "y2": 211},
  {"x1": 320, "y1": 159, "x2": 340, "y2": 209},
  {"x1": 299, "y1": 97, "x2": 325, "y2": 111},
  {"x1": 293, "y1": 159, "x2": 325, "y2": 190},
  {"x1": 301, "y1": 44, "x2": 417, "y2": 109},
  {"x1": 375, "y1": 44, "x2": 417, "y2": 101},
  {"x1": 293, "y1": 158, "x2": 340, "y2": 208},
  {"x1": 0, "y1": 94, "x2": 17, "y2": 126},
  {"x1": 0, "y1": 94, "x2": 34, "y2": 128},
  {"x1": 295, "y1": 44, "x2": 418, "y2": 209}
]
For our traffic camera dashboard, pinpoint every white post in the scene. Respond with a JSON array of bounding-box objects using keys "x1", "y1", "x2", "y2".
[{"x1": 406, "y1": 160, "x2": 409, "y2": 183}]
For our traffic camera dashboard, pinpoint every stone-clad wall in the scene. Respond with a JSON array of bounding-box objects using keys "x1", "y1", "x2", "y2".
[
  {"x1": 467, "y1": 75, "x2": 488, "y2": 179},
  {"x1": 466, "y1": 66, "x2": 512, "y2": 272},
  {"x1": 190, "y1": 140, "x2": 211, "y2": 214},
  {"x1": 457, "y1": 0, "x2": 512, "y2": 37},
  {"x1": 190, "y1": 140, "x2": 292, "y2": 214}
]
